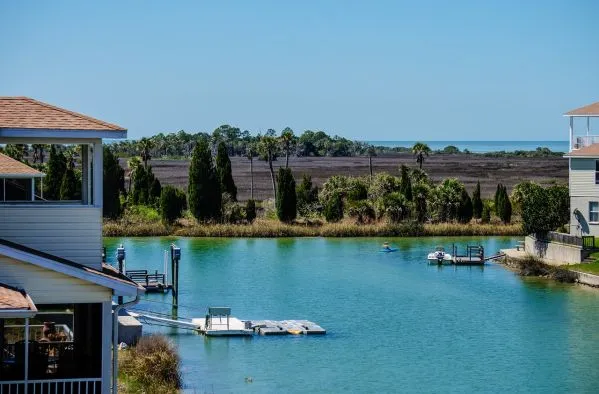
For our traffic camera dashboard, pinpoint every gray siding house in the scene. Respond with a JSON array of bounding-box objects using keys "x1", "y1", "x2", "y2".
[{"x1": 565, "y1": 101, "x2": 599, "y2": 236}]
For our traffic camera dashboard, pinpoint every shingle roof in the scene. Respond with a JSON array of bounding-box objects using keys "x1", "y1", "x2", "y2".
[
  {"x1": 565, "y1": 143, "x2": 599, "y2": 157},
  {"x1": 565, "y1": 101, "x2": 599, "y2": 116},
  {"x1": 0, "y1": 153, "x2": 45, "y2": 177},
  {"x1": 0, "y1": 97, "x2": 126, "y2": 131},
  {"x1": 0, "y1": 283, "x2": 37, "y2": 311}
]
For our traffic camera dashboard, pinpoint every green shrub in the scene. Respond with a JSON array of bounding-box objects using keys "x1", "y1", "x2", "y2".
[
  {"x1": 481, "y1": 203, "x2": 491, "y2": 224},
  {"x1": 324, "y1": 192, "x2": 343, "y2": 222},
  {"x1": 347, "y1": 200, "x2": 376, "y2": 224},
  {"x1": 246, "y1": 199, "x2": 257, "y2": 223},
  {"x1": 472, "y1": 181, "x2": 482, "y2": 219}
]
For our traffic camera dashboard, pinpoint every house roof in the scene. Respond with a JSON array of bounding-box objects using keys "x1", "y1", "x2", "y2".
[
  {"x1": 565, "y1": 101, "x2": 599, "y2": 116},
  {"x1": 564, "y1": 143, "x2": 599, "y2": 157},
  {"x1": 0, "y1": 97, "x2": 125, "y2": 131},
  {"x1": 0, "y1": 238, "x2": 144, "y2": 296},
  {"x1": 0, "y1": 152, "x2": 45, "y2": 177},
  {"x1": 0, "y1": 283, "x2": 37, "y2": 317}
]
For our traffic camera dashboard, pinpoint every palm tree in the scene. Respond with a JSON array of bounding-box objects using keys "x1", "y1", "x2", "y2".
[
  {"x1": 137, "y1": 137, "x2": 155, "y2": 168},
  {"x1": 280, "y1": 127, "x2": 295, "y2": 168},
  {"x1": 127, "y1": 156, "x2": 142, "y2": 194},
  {"x1": 367, "y1": 145, "x2": 376, "y2": 181},
  {"x1": 259, "y1": 134, "x2": 279, "y2": 200},
  {"x1": 412, "y1": 142, "x2": 431, "y2": 169},
  {"x1": 246, "y1": 143, "x2": 255, "y2": 200}
]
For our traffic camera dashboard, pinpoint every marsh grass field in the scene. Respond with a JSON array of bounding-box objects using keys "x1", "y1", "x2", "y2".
[{"x1": 126, "y1": 152, "x2": 568, "y2": 201}]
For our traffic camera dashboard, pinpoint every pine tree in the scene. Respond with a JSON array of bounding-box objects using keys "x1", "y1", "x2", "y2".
[
  {"x1": 215, "y1": 141, "x2": 237, "y2": 201},
  {"x1": 188, "y1": 140, "x2": 222, "y2": 222},
  {"x1": 103, "y1": 147, "x2": 123, "y2": 218},
  {"x1": 399, "y1": 165, "x2": 413, "y2": 201},
  {"x1": 276, "y1": 167, "x2": 297, "y2": 222},
  {"x1": 472, "y1": 181, "x2": 483, "y2": 219},
  {"x1": 45, "y1": 145, "x2": 67, "y2": 200}
]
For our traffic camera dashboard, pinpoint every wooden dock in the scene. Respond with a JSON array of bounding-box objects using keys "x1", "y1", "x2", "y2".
[
  {"x1": 451, "y1": 245, "x2": 485, "y2": 265},
  {"x1": 126, "y1": 269, "x2": 171, "y2": 293}
]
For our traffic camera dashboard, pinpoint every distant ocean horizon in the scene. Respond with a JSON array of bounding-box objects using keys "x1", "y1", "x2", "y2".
[{"x1": 366, "y1": 140, "x2": 568, "y2": 153}]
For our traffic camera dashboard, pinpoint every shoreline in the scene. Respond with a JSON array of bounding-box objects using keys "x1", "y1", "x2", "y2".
[{"x1": 103, "y1": 220, "x2": 524, "y2": 238}]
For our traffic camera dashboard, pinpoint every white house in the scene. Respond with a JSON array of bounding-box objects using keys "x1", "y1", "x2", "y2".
[
  {"x1": 564, "y1": 100, "x2": 599, "y2": 236},
  {"x1": 0, "y1": 97, "x2": 143, "y2": 393}
]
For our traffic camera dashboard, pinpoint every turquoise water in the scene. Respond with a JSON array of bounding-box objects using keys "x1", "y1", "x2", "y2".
[
  {"x1": 366, "y1": 140, "x2": 568, "y2": 153},
  {"x1": 106, "y1": 237, "x2": 599, "y2": 393}
]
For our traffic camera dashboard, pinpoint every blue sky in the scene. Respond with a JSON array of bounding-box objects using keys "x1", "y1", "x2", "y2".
[{"x1": 1, "y1": 0, "x2": 597, "y2": 140}]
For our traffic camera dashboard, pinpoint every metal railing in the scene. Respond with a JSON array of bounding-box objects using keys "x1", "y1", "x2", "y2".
[
  {"x1": 572, "y1": 135, "x2": 599, "y2": 150},
  {"x1": 544, "y1": 232, "x2": 596, "y2": 250},
  {"x1": 0, "y1": 378, "x2": 101, "y2": 394}
]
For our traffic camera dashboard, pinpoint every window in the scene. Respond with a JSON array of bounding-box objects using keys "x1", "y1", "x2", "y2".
[
  {"x1": 590, "y1": 202, "x2": 599, "y2": 222},
  {"x1": 595, "y1": 161, "x2": 599, "y2": 184}
]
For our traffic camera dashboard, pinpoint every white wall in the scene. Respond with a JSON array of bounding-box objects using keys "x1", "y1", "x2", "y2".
[
  {"x1": 0, "y1": 254, "x2": 112, "y2": 304},
  {"x1": 0, "y1": 205, "x2": 103, "y2": 269},
  {"x1": 570, "y1": 158, "x2": 599, "y2": 196}
]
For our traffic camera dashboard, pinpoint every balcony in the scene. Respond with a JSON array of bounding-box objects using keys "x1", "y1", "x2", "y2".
[{"x1": 571, "y1": 135, "x2": 599, "y2": 150}]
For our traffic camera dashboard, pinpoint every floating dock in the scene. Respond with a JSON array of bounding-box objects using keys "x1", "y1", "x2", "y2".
[{"x1": 131, "y1": 307, "x2": 326, "y2": 337}]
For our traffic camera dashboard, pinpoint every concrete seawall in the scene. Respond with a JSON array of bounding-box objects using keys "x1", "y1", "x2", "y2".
[{"x1": 574, "y1": 271, "x2": 599, "y2": 287}]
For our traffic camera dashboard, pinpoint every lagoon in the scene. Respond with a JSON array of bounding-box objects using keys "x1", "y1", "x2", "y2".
[{"x1": 105, "y1": 237, "x2": 599, "y2": 393}]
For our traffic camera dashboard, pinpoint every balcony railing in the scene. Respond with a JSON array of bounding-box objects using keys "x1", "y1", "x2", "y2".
[
  {"x1": 0, "y1": 378, "x2": 102, "y2": 394},
  {"x1": 572, "y1": 135, "x2": 599, "y2": 150}
]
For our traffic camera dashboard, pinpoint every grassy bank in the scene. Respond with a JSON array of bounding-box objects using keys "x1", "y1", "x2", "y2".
[{"x1": 104, "y1": 216, "x2": 524, "y2": 238}]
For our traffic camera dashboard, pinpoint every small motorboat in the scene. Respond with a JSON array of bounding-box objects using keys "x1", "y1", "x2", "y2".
[{"x1": 427, "y1": 246, "x2": 452, "y2": 264}]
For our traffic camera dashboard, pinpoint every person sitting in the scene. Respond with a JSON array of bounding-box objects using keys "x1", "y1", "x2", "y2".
[{"x1": 382, "y1": 242, "x2": 391, "y2": 251}]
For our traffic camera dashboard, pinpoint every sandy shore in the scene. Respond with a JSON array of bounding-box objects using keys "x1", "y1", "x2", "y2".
[{"x1": 124, "y1": 153, "x2": 567, "y2": 201}]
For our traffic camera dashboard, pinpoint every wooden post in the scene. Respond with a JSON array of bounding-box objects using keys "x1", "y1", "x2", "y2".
[
  {"x1": 170, "y1": 244, "x2": 181, "y2": 310},
  {"x1": 117, "y1": 245, "x2": 126, "y2": 305}
]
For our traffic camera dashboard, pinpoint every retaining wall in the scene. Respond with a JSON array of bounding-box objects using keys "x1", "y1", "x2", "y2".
[{"x1": 525, "y1": 236, "x2": 586, "y2": 264}]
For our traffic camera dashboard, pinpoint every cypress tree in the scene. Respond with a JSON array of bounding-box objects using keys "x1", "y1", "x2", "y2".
[
  {"x1": 45, "y1": 145, "x2": 67, "y2": 200},
  {"x1": 458, "y1": 188, "x2": 473, "y2": 223},
  {"x1": 499, "y1": 186, "x2": 512, "y2": 224},
  {"x1": 276, "y1": 167, "x2": 297, "y2": 222},
  {"x1": 216, "y1": 141, "x2": 237, "y2": 201},
  {"x1": 59, "y1": 164, "x2": 79, "y2": 200},
  {"x1": 399, "y1": 165, "x2": 413, "y2": 201},
  {"x1": 495, "y1": 183, "x2": 504, "y2": 219},
  {"x1": 103, "y1": 147, "x2": 123, "y2": 218},
  {"x1": 472, "y1": 181, "x2": 483, "y2": 219},
  {"x1": 188, "y1": 140, "x2": 222, "y2": 222},
  {"x1": 131, "y1": 165, "x2": 147, "y2": 204},
  {"x1": 149, "y1": 175, "x2": 162, "y2": 206}
]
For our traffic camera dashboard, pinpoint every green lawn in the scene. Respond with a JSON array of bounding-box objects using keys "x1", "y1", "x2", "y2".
[{"x1": 567, "y1": 261, "x2": 599, "y2": 275}]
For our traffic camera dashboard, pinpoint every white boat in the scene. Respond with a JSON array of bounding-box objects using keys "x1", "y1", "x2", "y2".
[{"x1": 427, "y1": 246, "x2": 452, "y2": 264}]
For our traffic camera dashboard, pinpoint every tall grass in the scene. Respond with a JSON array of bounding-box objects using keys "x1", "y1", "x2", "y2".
[
  {"x1": 119, "y1": 335, "x2": 181, "y2": 393},
  {"x1": 104, "y1": 216, "x2": 524, "y2": 237}
]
